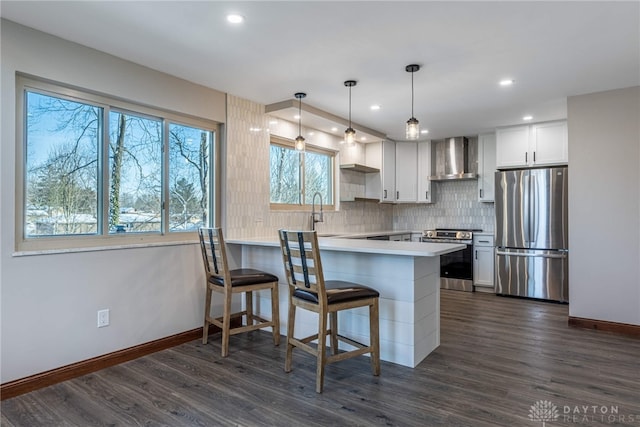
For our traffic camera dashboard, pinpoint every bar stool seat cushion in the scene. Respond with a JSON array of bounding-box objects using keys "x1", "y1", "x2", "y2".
[
  {"x1": 208, "y1": 268, "x2": 280, "y2": 287},
  {"x1": 293, "y1": 280, "x2": 379, "y2": 304}
]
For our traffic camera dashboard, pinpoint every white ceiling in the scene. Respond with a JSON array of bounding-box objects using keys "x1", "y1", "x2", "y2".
[{"x1": 2, "y1": 1, "x2": 638, "y2": 141}]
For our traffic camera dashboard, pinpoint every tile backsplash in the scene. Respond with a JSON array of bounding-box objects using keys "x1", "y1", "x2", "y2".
[
  {"x1": 225, "y1": 95, "x2": 495, "y2": 238},
  {"x1": 393, "y1": 180, "x2": 495, "y2": 232}
]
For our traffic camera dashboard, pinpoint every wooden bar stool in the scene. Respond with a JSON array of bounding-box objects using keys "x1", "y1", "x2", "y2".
[
  {"x1": 277, "y1": 229, "x2": 380, "y2": 393},
  {"x1": 198, "y1": 227, "x2": 280, "y2": 357}
]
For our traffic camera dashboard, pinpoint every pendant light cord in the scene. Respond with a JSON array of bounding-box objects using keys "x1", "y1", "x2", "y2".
[
  {"x1": 348, "y1": 85, "x2": 352, "y2": 127},
  {"x1": 411, "y1": 70, "x2": 414, "y2": 118},
  {"x1": 298, "y1": 97, "x2": 302, "y2": 135}
]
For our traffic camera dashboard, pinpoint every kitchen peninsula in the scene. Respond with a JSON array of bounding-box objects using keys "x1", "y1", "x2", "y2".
[{"x1": 225, "y1": 235, "x2": 465, "y2": 368}]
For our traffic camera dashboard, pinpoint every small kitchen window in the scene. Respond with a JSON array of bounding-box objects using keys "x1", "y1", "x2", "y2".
[
  {"x1": 16, "y1": 75, "x2": 219, "y2": 253},
  {"x1": 269, "y1": 136, "x2": 335, "y2": 210}
]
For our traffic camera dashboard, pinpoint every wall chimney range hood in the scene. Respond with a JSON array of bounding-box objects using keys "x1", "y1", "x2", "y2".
[{"x1": 429, "y1": 136, "x2": 478, "y2": 181}]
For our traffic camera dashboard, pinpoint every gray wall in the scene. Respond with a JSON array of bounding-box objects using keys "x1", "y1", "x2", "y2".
[
  {"x1": 0, "y1": 20, "x2": 225, "y2": 383},
  {"x1": 567, "y1": 86, "x2": 640, "y2": 325}
]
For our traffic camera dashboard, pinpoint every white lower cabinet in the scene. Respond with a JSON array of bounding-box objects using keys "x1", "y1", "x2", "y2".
[{"x1": 473, "y1": 234, "x2": 495, "y2": 291}]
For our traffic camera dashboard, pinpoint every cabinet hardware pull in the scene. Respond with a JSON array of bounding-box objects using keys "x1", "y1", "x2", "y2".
[
  {"x1": 533, "y1": 151, "x2": 536, "y2": 162},
  {"x1": 475, "y1": 250, "x2": 478, "y2": 260},
  {"x1": 426, "y1": 191, "x2": 428, "y2": 199},
  {"x1": 525, "y1": 152, "x2": 528, "y2": 163},
  {"x1": 479, "y1": 189, "x2": 483, "y2": 198},
  {"x1": 384, "y1": 189, "x2": 387, "y2": 199},
  {"x1": 396, "y1": 191, "x2": 399, "y2": 199}
]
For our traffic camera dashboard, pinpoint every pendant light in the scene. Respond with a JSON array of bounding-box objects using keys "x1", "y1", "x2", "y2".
[
  {"x1": 405, "y1": 64, "x2": 420, "y2": 140},
  {"x1": 294, "y1": 92, "x2": 306, "y2": 151},
  {"x1": 343, "y1": 80, "x2": 357, "y2": 145}
]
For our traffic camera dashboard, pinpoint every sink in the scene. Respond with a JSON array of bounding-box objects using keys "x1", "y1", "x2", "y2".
[{"x1": 317, "y1": 233, "x2": 342, "y2": 237}]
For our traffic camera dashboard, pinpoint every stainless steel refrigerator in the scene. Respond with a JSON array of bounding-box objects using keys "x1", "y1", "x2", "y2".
[{"x1": 494, "y1": 167, "x2": 568, "y2": 302}]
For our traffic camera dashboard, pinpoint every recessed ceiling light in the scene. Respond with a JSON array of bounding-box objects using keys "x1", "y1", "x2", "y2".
[
  {"x1": 308, "y1": 131, "x2": 314, "y2": 136},
  {"x1": 523, "y1": 115, "x2": 533, "y2": 121},
  {"x1": 370, "y1": 104, "x2": 381, "y2": 111},
  {"x1": 360, "y1": 136, "x2": 367, "y2": 141},
  {"x1": 226, "y1": 14, "x2": 244, "y2": 24},
  {"x1": 499, "y1": 79, "x2": 515, "y2": 86},
  {"x1": 268, "y1": 119, "x2": 278, "y2": 125},
  {"x1": 294, "y1": 114, "x2": 300, "y2": 120},
  {"x1": 331, "y1": 127, "x2": 338, "y2": 132},
  {"x1": 421, "y1": 129, "x2": 429, "y2": 134}
]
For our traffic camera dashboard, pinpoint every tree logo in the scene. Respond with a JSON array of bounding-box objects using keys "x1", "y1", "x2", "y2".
[{"x1": 529, "y1": 400, "x2": 559, "y2": 426}]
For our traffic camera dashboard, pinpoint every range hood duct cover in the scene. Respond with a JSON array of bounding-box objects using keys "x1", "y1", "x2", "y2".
[{"x1": 429, "y1": 136, "x2": 478, "y2": 181}]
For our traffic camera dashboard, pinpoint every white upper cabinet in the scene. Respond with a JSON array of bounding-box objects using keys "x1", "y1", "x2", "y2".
[
  {"x1": 496, "y1": 120, "x2": 568, "y2": 169},
  {"x1": 395, "y1": 141, "x2": 433, "y2": 203},
  {"x1": 496, "y1": 125, "x2": 530, "y2": 168},
  {"x1": 531, "y1": 121, "x2": 568, "y2": 166},
  {"x1": 395, "y1": 142, "x2": 417, "y2": 202},
  {"x1": 364, "y1": 140, "x2": 432, "y2": 203},
  {"x1": 363, "y1": 140, "x2": 397, "y2": 202},
  {"x1": 381, "y1": 140, "x2": 396, "y2": 203},
  {"x1": 477, "y1": 133, "x2": 496, "y2": 202},
  {"x1": 417, "y1": 141, "x2": 432, "y2": 203}
]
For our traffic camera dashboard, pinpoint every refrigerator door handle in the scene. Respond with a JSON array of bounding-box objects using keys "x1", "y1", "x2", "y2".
[
  {"x1": 523, "y1": 174, "x2": 530, "y2": 245},
  {"x1": 496, "y1": 250, "x2": 567, "y2": 259},
  {"x1": 531, "y1": 174, "x2": 538, "y2": 245}
]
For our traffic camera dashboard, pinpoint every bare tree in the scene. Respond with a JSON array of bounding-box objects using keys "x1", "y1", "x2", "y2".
[
  {"x1": 169, "y1": 125, "x2": 209, "y2": 227},
  {"x1": 26, "y1": 92, "x2": 99, "y2": 235}
]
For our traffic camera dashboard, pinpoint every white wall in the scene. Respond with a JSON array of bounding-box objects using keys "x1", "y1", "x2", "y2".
[
  {"x1": 0, "y1": 20, "x2": 226, "y2": 383},
  {"x1": 567, "y1": 86, "x2": 640, "y2": 325}
]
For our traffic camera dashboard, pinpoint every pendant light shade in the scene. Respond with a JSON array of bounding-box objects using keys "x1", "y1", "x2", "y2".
[
  {"x1": 294, "y1": 92, "x2": 306, "y2": 151},
  {"x1": 405, "y1": 64, "x2": 420, "y2": 140},
  {"x1": 343, "y1": 80, "x2": 357, "y2": 145}
]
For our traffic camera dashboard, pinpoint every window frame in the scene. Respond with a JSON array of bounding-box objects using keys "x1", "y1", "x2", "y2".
[
  {"x1": 15, "y1": 75, "x2": 220, "y2": 253},
  {"x1": 269, "y1": 136, "x2": 336, "y2": 212}
]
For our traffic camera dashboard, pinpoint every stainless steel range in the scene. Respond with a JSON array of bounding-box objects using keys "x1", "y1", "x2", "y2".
[{"x1": 422, "y1": 228, "x2": 480, "y2": 292}]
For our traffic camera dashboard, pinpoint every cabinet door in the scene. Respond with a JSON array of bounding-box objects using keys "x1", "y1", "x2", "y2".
[
  {"x1": 417, "y1": 141, "x2": 432, "y2": 203},
  {"x1": 395, "y1": 142, "x2": 417, "y2": 202},
  {"x1": 381, "y1": 140, "x2": 396, "y2": 202},
  {"x1": 478, "y1": 133, "x2": 496, "y2": 202},
  {"x1": 364, "y1": 142, "x2": 382, "y2": 199},
  {"x1": 531, "y1": 121, "x2": 568, "y2": 166},
  {"x1": 473, "y1": 246, "x2": 495, "y2": 287},
  {"x1": 496, "y1": 125, "x2": 529, "y2": 168}
]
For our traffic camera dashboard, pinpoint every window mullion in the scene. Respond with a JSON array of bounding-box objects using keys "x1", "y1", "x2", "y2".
[
  {"x1": 162, "y1": 120, "x2": 170, "y2": 234},
  {"x1": 99, "y1": 106, "x2": 110, "y2": 236}
]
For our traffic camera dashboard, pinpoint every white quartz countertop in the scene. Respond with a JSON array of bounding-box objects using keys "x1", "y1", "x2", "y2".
[{"x1": 226, "y1": 235, "x2": 465, "y2": 257}]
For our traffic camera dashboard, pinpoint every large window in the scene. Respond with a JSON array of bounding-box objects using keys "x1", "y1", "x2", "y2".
[
  {"x1": 18, "y1": 77, "x2": 218, "y2": 251},
  {"x1": 270, "y1": 137, "x2": 334, "y2": 209}
]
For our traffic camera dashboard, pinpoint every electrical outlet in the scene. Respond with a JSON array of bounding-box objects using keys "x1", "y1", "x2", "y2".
[{"x1": 97, "y1": 309, "x2": 110, "y2": 328}]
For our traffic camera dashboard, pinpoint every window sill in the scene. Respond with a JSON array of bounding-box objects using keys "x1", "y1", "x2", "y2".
[{"x1": 13, "y1": 239, "x2": 198, "y2": 257}]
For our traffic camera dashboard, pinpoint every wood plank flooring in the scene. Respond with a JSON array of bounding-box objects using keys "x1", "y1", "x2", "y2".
[{"x1": 2, "y1": 290, "x2": 639, "y2": 426}]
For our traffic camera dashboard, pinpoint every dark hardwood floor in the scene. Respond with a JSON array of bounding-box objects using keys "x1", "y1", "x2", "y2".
[{"x1": 2, "y1": 290, "x2": 639, "y2": 426}]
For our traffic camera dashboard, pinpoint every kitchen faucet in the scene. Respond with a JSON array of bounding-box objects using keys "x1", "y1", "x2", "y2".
[{"x1": 311, "y1": 192, "x2": 323, "y2": 231}]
